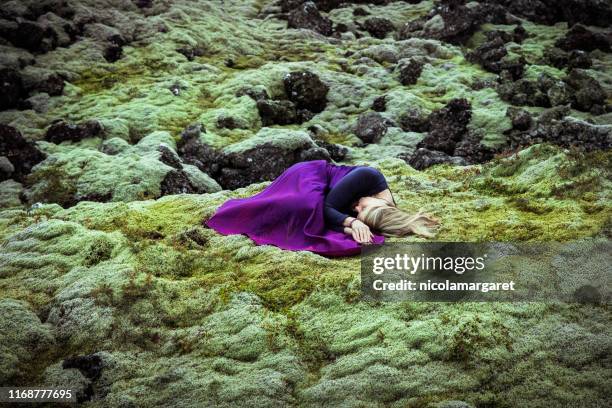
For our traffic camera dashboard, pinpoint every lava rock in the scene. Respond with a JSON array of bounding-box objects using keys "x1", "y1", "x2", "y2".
[
  {"x1": 354, "y1": 112, "x2": 388, "y2": 144},
  {"x1": 0, "y1": 124, "x2": 46, "y2": 182},
  {"x1": 353, "y1": 7, "x2": 369, "y2": 16},
  {"x1": 506, "y1": 107, "x2": 611, "y2": 151},
  {"x1": 176, "y1": 45, "x2": 206, "y2": 61},
  {"x1": 158, "y1": 145, "x2": 183, "y2": 170},
  {"x1": 506, "y1": 107, "x2": 533, "y2": 131},
  {"x1": 546, "y1": 81, "x2": 572, "y2": 107},
  {"x1": 236, "y1": 87, "x2": 270, "y2": 101},
  {"x1": 555, "y1": 24, "x2": 611, "y2": 52},
  {"x1": 176, "y1": 124, "x2": 222, "y2": 178},
  {"x1": 406, "y1": 147, "x2": 468, "y2": 170},
  {"x1": 573, "y1": 285, "x2": 602, "y2": 304},
  {"x1": 564, "y1": 69, "x2": 606, "y2": 112},
  {"x1": 372, "y1": 95, "x2": 387, "y2": 112},
  {"x1": 489, "y1": 0, "x2": 612, "y2": 27},
  {"x1": 363, "y1": 17, "x2": 395, "y2": 39},
  {"x1": 45, "y1": 120, "x2": 103, "y2": 144},
  {"x1": 397, "y1": 1, "x2": 510, "y2": 45},
  {"x1": 217, "y1": 115, "x2": 246, "y2": 130},
  {"x1": 0, "y1": 68, "x2": 26, "y2": 110},
  {"x1": 287, "y1": 1, "x2": 333, "y2": 36},
  {"x1": 398, "y1": 59, "x2": 424, "y2": 85},
  {"x1": 538, "y1": 118, "x2": 611, "y2": 151},
  {"x1": 313, "y1": 139, "x2": 348, "y2": 162},
  {"x1": 134, "y1": 0, "x2": 154, "y2": 8},
  {"x1": 497, "y1": 76, "x2": 550, "y2": 108},
  {"x1": 29, "y1": 72, "x2": 65, "y2": 96},
  {"x1": 418, "y1": 98, "x2": 471, "y2": 154},
  {"x1": 399, "y1": 108, "x2": 430, "y2": 133},
  {"x1": 453, "y1": 133, "x2": 499, "y2": 164},
  {"x1": 8, "y1": 20, "x2": 59, "y2": 53},
  {"x1": 512, "y1": 24, "x2": 528, "y2": 43},
  {"x1": 218, "y1": 143, "x2": 329, "y2": 190},
  {"x1": 160, "y1": 170, "x2": 198, "y2": 195},
  {"x1": 283, "y1": 70, "x2": 329, "y2": 113},
  {"x1": 467, "y1": 34, "x2": 525, "y2": 79},
  {"x1": 62, "y1": 354, "x2": 103, "y2": 381},
  {"x1": 257, "y1": 99, "x2": 298, "y2": 126}
]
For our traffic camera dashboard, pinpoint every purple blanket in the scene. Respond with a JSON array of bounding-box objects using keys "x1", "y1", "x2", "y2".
[{"x1": 205, "y1": 160, "x2": 385, "y2": 257}]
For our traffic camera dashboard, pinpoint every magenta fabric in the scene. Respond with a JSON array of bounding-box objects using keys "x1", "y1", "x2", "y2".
[{"x1": 204, "y1": 160, "x2": 385, "y2": 257}]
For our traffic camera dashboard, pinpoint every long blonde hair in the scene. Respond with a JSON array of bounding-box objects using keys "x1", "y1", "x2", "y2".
[{"x1": 360, "y1": 205, "x2": 441, "y2": 238}]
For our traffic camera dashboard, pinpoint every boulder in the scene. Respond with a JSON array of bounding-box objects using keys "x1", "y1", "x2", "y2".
[
  {"x1": 354, "y1": 112, "x2": 388, "y2": 144},
  {"x1": 45, "y1": 120, "x2": 103, "y2": 144},
  {"x1": 283, "y1": 70, "x2": 329, "y2": 113},
  {"x1": 287, "y1": 1, "x2": 333, "y2": 36},
  {"x1": 363, "y1": 17, "x2": 395, "y2": 39},
  {"x1": 0, "y1": 124, "x2": 46, "y2": 182},
  {"x1": 0, "y1": 68, "x2": 26, "y2": 110}
]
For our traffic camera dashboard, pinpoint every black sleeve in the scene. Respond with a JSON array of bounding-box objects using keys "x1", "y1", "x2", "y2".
[{"x1": 324, "y1": 166, "x2": 389, "y2": 231}]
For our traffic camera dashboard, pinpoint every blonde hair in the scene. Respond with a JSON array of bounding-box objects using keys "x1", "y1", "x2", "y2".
[{"x1": 359, "y1": 205, "x2": 441, "y2": 238}]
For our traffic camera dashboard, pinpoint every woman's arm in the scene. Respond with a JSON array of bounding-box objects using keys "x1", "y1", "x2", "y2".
[{"x1": 324, "y1": 166, "x2": 388, "y2": 232}]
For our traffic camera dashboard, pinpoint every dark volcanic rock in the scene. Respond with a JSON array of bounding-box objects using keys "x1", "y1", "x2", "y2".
[
  {"x1": 545, "y1": 47, "x2": 593, "y2": 70},
  {"x1": 9, "y1": 20, "x2": 58, "y2": 53},
  {"x1": 218, "y1": 143, "x2": 330, "y2": 190},
  {"x1": 62, "y1": 354, "x2": 103, "y2": 380},
  {"x1": 0, "y1": 68, "x2": 26, "y2": 110},
  {"x1": 555, "y1": 24, "x2": 611, "y2": 52},
  {"x1": 0, "y1": 124, "x2": 46, "y2": 182},
  {"x1": 236, "y1": 87, "x2": 270, "y2": 101},
  {"x1": 454, "y1": 133, "x2": 499, "y2": 164},
  {"x1": 287, "y1": 1, "x2": 333, "y2": 36},
  {"x1": 505, "y1": 106, "x2": 611, "y2": 151},
  {"x1": 217, "y1": 115, "x2": 247, "y2": 130},
  {"x1": 405, "y1": 98, "x2": 493, "y2": 169},
  {"x1": 397, "y1": 1, "x2": 510, "y2": 45},
  {"x1": 354, "y1": 112, "x2": 388, "y2": 144},
  {"x1": 405, "y1": 148, "x2": 468, "y2": 170},
  {"x1": 418, "y1": 98, "x2": 471, "y2": 154},
  {"x1": 372, "y1": 95, "x2": 387, "y2": 112},
  {"x1": 160, "y1": 170, "x2": 198, "y2": 195},
  {"x1": 176, "y1": 124, "x2": 222, "y2": 178},
  {"x1": 134, "y1": 0, "x2": 154, "y2": 8},
  {"x1": 564, "y1": 69, "x2": 606, "y2": 112},
  {"x1": 158, "y1": 145, "x2": 183, "y2": 170},
  {"x1": 45, "y1": 120, "x2": 103, "y2": 144},
  {"x1": 467, "y1": 33, "x2": 526, "y2": 79},
  {"x1": 284, "y1": 70, "x2": 329, "y2": 113},
  {"x1": 257, "y1": 99, "x2": 298, "y2": 126},
  {"x1": 27, "y1": 72, "x2": 65, "y2": 96},
  {"x1": 506, "y1": 107, "x2": 533, "y2": 131},
  {"x1": 280, "y1": 1, "x2": 392, "y2": 13},
  {"x1": 313, "y1": 139, "x2": 348, "y2": 162},
  {"x1": 399, "y1": 108, "x2": 430, "y2": 133},
  {"x1": 363, "y1": 17, "x2": 395, "y2": 39},
  {"x1": 398, "y1": 59, "x2": 424, "y2": 85},
  {"x1": 353, "y1": 7, "x2": 369, "y2": 16},
  {"x1": 487, "y1": 0, "x2": 612, "y2": 27},
  {"x1": 497, "y1": 75, "x2": 551, "y2": 108},
  {"x1": 540, "y1": 119, "x2": 611, "y2": 150},
  {"x1": 176, "y1": 45, "x2": 206, "y2": 61}
]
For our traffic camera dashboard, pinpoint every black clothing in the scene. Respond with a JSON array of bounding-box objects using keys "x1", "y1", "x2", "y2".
[{"x1": 324, "y1": 166, "x2": 389, "y2": 232}]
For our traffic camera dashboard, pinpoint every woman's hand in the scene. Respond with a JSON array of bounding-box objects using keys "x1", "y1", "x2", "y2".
[{"x1": 350, "y1": 219, "x2": 373, "y2": 244}]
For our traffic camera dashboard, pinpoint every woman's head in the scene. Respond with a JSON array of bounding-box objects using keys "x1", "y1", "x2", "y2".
[
  {"x1": 352, "y1": 196, "x2": 390, "y2": 214},
  {"x1": 357, "y1": 203, "x2": 441, "y2": 238}
]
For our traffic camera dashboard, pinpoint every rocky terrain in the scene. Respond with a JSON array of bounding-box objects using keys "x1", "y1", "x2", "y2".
[{"x1": 0, "y1": 0, "x2": 610, "y2": 406}]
